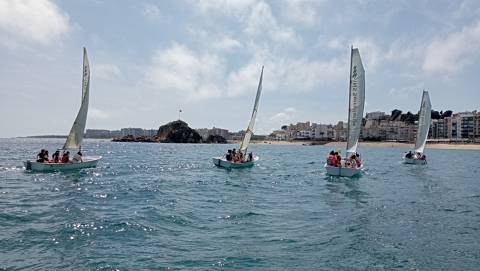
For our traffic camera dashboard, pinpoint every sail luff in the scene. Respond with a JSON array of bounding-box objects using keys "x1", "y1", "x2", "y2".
[
  {"x1": 346, "y1": 48, "x2": 365, "y2": 154},
  {"x1": 239, "y1": 66, "x2": 264, "y2": 152},
  {"x1": 414, "y1": 90, "x2": 431, "y2": 153},
  {"x1": 346, "y1": 46, "x2": 353, "y2": 152},
  {"x1": 63, "y1": 47, "x2": 90, "y2": 150}
]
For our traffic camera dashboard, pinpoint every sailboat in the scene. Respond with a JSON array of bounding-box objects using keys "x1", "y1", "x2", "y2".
[
  {"x1": 212, "y1": 66, "x2": 263, "y2": 169},
  {"x1": 403, "y1": 90, "x2": 431, "y2": 165},
  {"x1": 24, "y1": 48, "x2": 102, "y2": 171},
  {"x1": 325, "y1": 47, "x2": 365, "y2": 177}
]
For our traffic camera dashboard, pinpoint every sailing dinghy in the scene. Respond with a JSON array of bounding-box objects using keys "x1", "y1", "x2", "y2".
[
  {"x1": 325, "y1": 47, "x2": 365, "y2": 177},
  {"x1": 213, "y1": 66, "x2": 263, "y2": 169},
  {"x1": 403, "y1": 90, "x2": 431, "y2": 165},
  {"x1": 24, "y1": 48, "x2": 101, "y2": 171}
]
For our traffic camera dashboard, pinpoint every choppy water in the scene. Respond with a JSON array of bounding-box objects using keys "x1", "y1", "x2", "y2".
[{"x1": 1, "y1": 138, "x2": 480, "y2": 270}]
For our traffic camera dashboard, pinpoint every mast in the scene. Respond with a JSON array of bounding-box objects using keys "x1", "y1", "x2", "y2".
[
  {"x1": 346, "y1": 46, "x2": 353, "y2": 153},
  {"x1": 63, "y1": 47, "x2": 90, "y2": 150},
  {"x1": 239, "y1": 66, "x2": 264, "y2": 153}
]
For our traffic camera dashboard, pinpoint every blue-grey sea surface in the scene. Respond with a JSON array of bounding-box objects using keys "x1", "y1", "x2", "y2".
[{"x1": 1, "y1": 138, "x2": 479, "y2": 270}]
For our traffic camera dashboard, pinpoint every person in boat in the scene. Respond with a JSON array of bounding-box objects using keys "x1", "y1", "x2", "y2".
[
  {"x1": 239, "y1": 152, "x2": 244, "y2": 162},
  {"x1": 36, "y1": 149, "x2": 46, "y2": 162},
  {"x1": 349, "y1": 154, "x2": 357, "y2": 168},
  {"x1": 234, "y1": 152, "x2": 241, "y2": 163},
  {"x1": 355, "y1": 153, "x2": 362, "y2": 167},
  {"x1": 231, "y1": 148, "x2": 239, "y2": 163},
  {"x1": 61, "y1": 151, "x2": 70, "y2": 163},
  {"x1": 73, "y1": 151, "x2": 83, "y2": 163},
  {"x1": 335, "y1": 152, "x2": 342, "y2": 167},
  {"x1": 327, "y1": 151, "x2": 335, "y2": 166},
  {"x1": 226, "y1": 150, "x2": 232, "y2": 161},
  {"x1": 52, "y1": 150, "x2": 61, "y2": 163},
  {"x1": 43, "y1": 150, "x2": 50, "y2": 163},
  {"x1": 405, "y1": 151, "x2": 413, "y2": 159},
  {"x1": 331, "y1": 153, "x2": 337, "y2": 167},
  {"x1": 248, "y1": 152, "x2": 253, "y2": 162}
]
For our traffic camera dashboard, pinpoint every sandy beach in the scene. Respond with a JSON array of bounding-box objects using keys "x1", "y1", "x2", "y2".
[{"x1": 242, "y1": 140, "x2": 480, "y2": 150}]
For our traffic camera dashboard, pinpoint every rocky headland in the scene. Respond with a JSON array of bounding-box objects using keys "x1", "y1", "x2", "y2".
[{"x1": 112, "y1": 120, "x2": 205, "y2": 143}]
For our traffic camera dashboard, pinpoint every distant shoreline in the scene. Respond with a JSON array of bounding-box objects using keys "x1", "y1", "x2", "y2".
[
  {"x1": 9, "y1": 138, "x2": 480, "y2": 150},
  {"x1": 243, "y1": 140, "x2": 480, "y2": 150}
]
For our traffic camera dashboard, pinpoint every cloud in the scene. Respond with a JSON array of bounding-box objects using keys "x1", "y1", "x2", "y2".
[
  {"x1": 325, "y1": 37, "x2": 382, "y2": 70},
  {"x1": 282, "y1": 0, "x2": 318, "y2": 27},
  {"x1": 145, "y1": 43, "x2": 224, "y2": 101},
  {"x1": 244, "y1": 1, "x2": 301, "y2": 47},
  {"x1": 270, "y1": 107, "x2": 296, "y2": 122},
  {"x1": 325, "y1": 37, "x2": 425, "y2": 74},
  {"x1": 264, "y1": 107, "x2": 297, "y2": 133},
  {"x1": 423, "y1": 20, "x2": 480, "y2": 74},
  {"x1": 285, "y1": 107, "x2": 296, "y2": 113},
  {"x1": 227, "y1": 52, "x2": 345, "y2": 97},
  {"x1": 142, "y1": 3, "x2": 161, "y2": 21},
  {"x1": 211, "y1": 36, "x2": 242, "y2": 51},
  {"x1": 0, "y1": 0, "x2": 70, "y2": 45},
  {"x1": 89, "y1": 108, "x2": 111, "y2": 120},
  {"x1": 191, "y1": 0, "x2": 256, "y2": 16},
  {"x1": 388, "y1": 83, "x2": 425, "y2": 100},
  {"x1": 190, "y1": 0, "x2": 301, "y2": 48},
  {"x1": 95, "y1": 64, "x2": 120, "y2": 80}
]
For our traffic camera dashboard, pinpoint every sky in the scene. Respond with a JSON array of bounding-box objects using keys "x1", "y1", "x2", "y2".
[{"x1": 1, "y1": 0, "x2": 480, "y2": 138}]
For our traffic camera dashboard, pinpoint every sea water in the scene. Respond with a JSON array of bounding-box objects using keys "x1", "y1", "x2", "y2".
[{"x1": 1, "y1": 138, "x2": 479, "y2": 270}]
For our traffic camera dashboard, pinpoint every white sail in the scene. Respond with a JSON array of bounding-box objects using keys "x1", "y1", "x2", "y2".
[
  {"x1": 63, "y1": 47, "x2": 90, "y2": 150},
  {"x1": 414, "y1": 90, "x2": 431, "y2": 154},
  {"x1": 239, "y1": 66, "x2": 264, "y2": 152},
  {"x1": 346, "y1": 48, "x2": 365, "y2": 154}
]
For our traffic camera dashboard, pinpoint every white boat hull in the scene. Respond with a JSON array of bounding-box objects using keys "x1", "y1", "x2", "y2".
[
  {"x1": 403, "y1": 157, "x2": 427, "y2": 165},
  {"x1": 324, "y1": 163, "x2": 362, "y2": 177},
  {"x1": 212, "y1": 155, "x2": 259, "y2": 169},
  {"x1": 24, "y1": 156, "x2": 102, "y2": 172}
]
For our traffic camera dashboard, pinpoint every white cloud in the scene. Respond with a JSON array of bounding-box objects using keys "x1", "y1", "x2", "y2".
[
  {"x1": 325, "y1": 37, "x2": 382, "y2": 71},
  {"x1": 244, "y1": 1, "x2": 301, "y2": 47},
  {"x1": 264, "y1": 107, "x2": 298, "y2": 133},
  {"x1": 326, "y1": 37, "x2": 425, "y2": 74},
  {"x1": 226, "y1": 49, "x2": 345, "y2": 97},
  {"x1": 191, "y1": 0, "x2": 301, "y2": 48},
  {"x1": 285, "y1": 107, "x2": 296, "y2": 113},
  {"x1": 282, "y1": 0, "x2": 318, "y2": 27},
  {"x1": 146, "y1": 43, "x2": 224, "y2": 101},
  {"x1": 423, "y1": 20, "x2": 480, "y2": 74},
  {"x1": 270, "y1": 107, "x2": 296, "y2": 123},
  {"x1": 191, "y1": 0, "x2": 256, "y2": 17},
  {"x1": 142, "y1": 3, "x2": 161, "y2": 21},
  {"x1": 89, "y1": 108, "x2": 111, "y2": 120},
  {"x1": 0, "y1": 0, "x2": 70, "y2": 45},
  {"x1": 211, "y1": 36, "x2": 242, "y2": 51},
  {"x1": 95, "y1": 64, "x2": 120, "y2": 80},
  {"x1": 388, "y1": 83, "x2": 425, "y2": 100}
]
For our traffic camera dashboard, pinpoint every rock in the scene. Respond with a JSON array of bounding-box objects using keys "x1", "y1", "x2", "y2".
[
  {"x1": 111, "y1": 135, "x2": 157, "y2": 142},
  {"x1": 112, "y1": 120, "x2": 202, "y2": 143},
  {"x1": 157, "y1": 120, "x2": 202, "y2": 143}
]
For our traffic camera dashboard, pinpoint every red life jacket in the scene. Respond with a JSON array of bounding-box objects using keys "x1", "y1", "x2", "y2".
[{"x1": 331, "y1": 156, "x2": 337, "y2": 166}]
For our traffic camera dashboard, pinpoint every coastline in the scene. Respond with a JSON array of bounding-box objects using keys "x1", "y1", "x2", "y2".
[{"x1": 242, "y1": 140, "x2": 480, "y2": 150}]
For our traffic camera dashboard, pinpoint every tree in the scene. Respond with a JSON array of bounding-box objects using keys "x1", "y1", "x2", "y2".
[
  {"x1": 281, "y1": 125, "x2": 288, "y2": 130},
  {"x1": 442, "y1": 110, "x2": 453, "y2": 118},
  {"x1": 431, "y1": 110, "x2": 441, "y2": 120},
  {"x1": 391, "y1": 109, "x2": 402, "y2": 120},
  {"x1": 401, "y1": 111, "x2": 417, "y2": 124}
]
